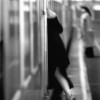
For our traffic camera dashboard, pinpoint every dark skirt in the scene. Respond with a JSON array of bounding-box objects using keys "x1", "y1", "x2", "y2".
[{"x1": 47, "y1": 63, "x2": 74, "y2": 89}]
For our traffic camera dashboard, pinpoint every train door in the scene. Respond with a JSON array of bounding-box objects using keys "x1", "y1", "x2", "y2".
[{"x1": 2, "y1": 0, "x2": 48, "y2": 100}]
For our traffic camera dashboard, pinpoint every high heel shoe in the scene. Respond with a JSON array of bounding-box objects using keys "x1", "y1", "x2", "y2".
[
  {"x1": 68, "y1": 94, "x2": 76, "y2": 100},
  {"x1": 62, "y1": 91, "x2": 76, "y2": 100}
]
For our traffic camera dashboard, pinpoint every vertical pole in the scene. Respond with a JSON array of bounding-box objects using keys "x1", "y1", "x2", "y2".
[
  {"x1": 29, "y1": 0, "x2": 34, "y2": 73},
  {"x1": 44, "y1": 0, "x2": 48, "y2": 96},
  {"x1": 37, "y1": 0, "x2": 41, "y2": 67},
  {"x1": 62, "y1": 0, "x2": 66, "y2": 47},
  {"x1": 19, "y1": 0, "x2": 25, "y2": 87},
  {"x1": 41, "y1": 0, "x2": 47, "y2": 97},
  {"x1": 92, "y1": 0, "x2": 94, "y2": 20}
]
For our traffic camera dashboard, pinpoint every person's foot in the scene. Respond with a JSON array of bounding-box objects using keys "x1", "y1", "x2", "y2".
[{"x1": 68, "y1": 94, "x2": 76, "y2": 100}]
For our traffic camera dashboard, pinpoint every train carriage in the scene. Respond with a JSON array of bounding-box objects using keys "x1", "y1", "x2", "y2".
[{"x1": 0, "y1": 0, "x2": 100, "y2": 100}]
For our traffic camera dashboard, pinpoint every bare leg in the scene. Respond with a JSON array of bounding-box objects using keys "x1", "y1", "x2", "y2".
[{"x1": 55, "y1": 68, "x2": 72, "y2": 96}]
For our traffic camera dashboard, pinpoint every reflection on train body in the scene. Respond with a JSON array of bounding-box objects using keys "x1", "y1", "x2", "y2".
[{"x1": 0, "y1": 0, "x2": 100, "y2": 100}]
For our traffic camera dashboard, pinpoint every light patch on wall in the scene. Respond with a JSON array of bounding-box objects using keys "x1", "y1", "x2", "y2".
[{"x1": 93, "y1": 4, "x2": 100, "y2": 11}]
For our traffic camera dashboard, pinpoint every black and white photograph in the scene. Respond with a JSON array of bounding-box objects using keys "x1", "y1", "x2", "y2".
[{"x1": 0, "y1": 0, "x2": 100, "y2": 100}]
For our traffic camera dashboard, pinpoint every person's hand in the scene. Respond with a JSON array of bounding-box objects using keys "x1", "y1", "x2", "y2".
[
  {"x1": 47, "y1": 9, "x2": 56, "y2": 18},
  {"x1": 94, "y1": 38, "x2": 100, "y2": 52}
]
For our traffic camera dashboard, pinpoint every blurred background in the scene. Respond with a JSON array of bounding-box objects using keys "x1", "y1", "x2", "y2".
[{"x1": 0, "y1": 0, "x2": 100, "y2": 100}]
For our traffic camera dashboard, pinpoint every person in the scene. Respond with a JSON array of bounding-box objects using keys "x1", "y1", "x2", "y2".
[
  {"x1": 47, "y1": 9, "x2": 75, "y2": 100},
  {"x1": 80, "y1": 6, "x2": 95, "y2": 58},
  {"x1": 80, "y1": 6, "x2": 100, "y2": 57},
  {"x1": 78, "y1": 6, "x2": 93, "y2": 100}
]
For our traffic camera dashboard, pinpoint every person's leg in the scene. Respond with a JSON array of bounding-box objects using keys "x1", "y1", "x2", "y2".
[
  {"x1": 55, "y1": 68, "x2": 76, "y2": 100},
  {"x1": 55, "y1": 68, "x2": 72, "y2": 96}
]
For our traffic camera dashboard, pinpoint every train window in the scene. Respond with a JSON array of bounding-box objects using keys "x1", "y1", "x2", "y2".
[
  {"x1": 93, "y1": 5, "x2": 100, "y2": 20},
  {"x1": 3, "y1": 0, "x2": 21, "y2": 100},
  {"x1": 21, "y1": 0, "x2": 42, "y2": 88}
]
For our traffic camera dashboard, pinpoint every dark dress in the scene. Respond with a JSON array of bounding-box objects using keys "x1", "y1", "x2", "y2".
[{"x1": 47, "y1": 16, "x2": 73, "y2": 90}]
